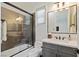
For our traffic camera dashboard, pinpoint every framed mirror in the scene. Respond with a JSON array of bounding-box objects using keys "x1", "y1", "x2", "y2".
[{"x1": 47, "y1": 5, "x2": 77, "y2": 34}]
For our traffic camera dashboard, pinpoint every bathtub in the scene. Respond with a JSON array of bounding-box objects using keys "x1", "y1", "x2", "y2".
[{"x1": 1, "y1": 44, "x2": 32, "y2": 57}]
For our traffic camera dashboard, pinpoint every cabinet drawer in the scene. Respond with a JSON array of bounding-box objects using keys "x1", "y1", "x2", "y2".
[
  {"x1": 42, "y1": 49, "x2": 56, "y2": 57},
  {"x1": 58, "y1": 45, "x2": 77, "y2": 55},
  {"x1": 58, "y1": 52, "x2": 77, "y2": 57},
  {"x1": 43, "y1": 42, "x2": 57, "y2": 49},
  {"x1": 42, "y1": 47, "x2": 57, "y2": 54}
]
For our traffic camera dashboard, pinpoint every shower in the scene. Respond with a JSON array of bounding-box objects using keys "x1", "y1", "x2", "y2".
[{"x1": 1, "y1": 6, "x2": 33, "y2": 52}]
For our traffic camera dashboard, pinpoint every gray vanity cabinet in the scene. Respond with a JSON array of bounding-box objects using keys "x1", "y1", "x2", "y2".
[{"x1": 42, "y1": 42, "x2": 77, "y2": 57}]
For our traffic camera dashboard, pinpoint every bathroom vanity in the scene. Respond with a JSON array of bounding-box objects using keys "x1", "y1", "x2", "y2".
[
  {"x1": 44, "y1": 3, "x2": 78, "y2": 57},
  {"x1": 42, "y1": 39, "x2": 78, "y2": 57}
]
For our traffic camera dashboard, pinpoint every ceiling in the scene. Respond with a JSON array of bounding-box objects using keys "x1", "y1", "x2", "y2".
[{"x1": 10, "y1": 2, "x2": 55, "y2": 14}]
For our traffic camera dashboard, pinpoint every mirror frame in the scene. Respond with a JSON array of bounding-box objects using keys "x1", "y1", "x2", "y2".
[{"x1": 47, "y1": 5, "x2": 77, "y2": 34}]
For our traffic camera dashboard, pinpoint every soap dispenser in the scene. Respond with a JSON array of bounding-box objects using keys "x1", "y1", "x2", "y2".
[{"x1": 68, "y1": 35, "x2": 71, "y2": 40}]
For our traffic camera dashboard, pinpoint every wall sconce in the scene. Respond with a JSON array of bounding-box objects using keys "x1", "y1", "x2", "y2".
[
  {"x1": 16, "y1": 16, "x2": 23, "y2": 23},
  {"x1": 16, "y1": 16, "x2": 23, "y2": 21}
]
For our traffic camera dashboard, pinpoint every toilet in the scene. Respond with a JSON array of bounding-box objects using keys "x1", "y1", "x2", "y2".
[{"x1": 27, "y1": 41, "x2": 42, "y2": 57}]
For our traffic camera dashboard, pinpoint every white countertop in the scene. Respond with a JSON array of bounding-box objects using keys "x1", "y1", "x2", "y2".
[{"x1": 42, "y1": 39, "x2": 77, "y2": 48}]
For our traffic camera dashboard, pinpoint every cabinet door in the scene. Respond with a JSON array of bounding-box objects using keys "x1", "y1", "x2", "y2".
[
  {"x1": 42, "y1": 42, "x2": 57, "y2": 57},
  {"x1": 42, "y1": 47, "x2": 57, "y2": 54},
  {"x1": 58, "y1": 45, "x2": 77, "y2": 55},
  {"x1": 58, "y1": 52, "x2": 77, "y2": 57},
  {"x1": 58, "y1": 45, "x2": 77, "y2": 57},
  {"x1": 43, "y1": 42, "x2": 57, "y2": 49}
]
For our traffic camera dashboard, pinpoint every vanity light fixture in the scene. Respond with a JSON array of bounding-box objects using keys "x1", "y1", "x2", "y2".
[
  {"x1": 59, "y1": 2, "x2": 65, "y2": 11},
  {"x1": 52, "y1": 3, "x2": 58, "y2": 11},
  {"x1": 59, "y1": 2, "x2": 63, "y2": 8},
  {"x1": 57, "y1": 3, "x2": 59, "y2": 8},
  {"x1": 62, "y1": 2, "x2": 65, "y2": 6}
]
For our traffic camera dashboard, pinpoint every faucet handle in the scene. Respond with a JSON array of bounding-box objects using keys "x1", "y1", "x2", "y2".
[
  {"x1": 69, "y1": 35, "x2": 71, "y2": 37},
  {"x1": 59, "y1": 36, "x2": 61, "y2": 40},
  {"x1": 62, "y1": 37, "x2": 66, "y2": 40},
  {"x1": 55, "y1": 36, "x2": 58, "y2": 39}
]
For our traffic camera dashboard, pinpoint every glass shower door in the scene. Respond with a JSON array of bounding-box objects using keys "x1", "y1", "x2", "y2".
[{"x1": 1, "y1": 7, "x2": 33, "y2": 57}]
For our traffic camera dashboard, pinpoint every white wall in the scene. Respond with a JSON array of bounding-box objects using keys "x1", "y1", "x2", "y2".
[
  {"x1": 1, "y1": 3, "x2": 30, "y2": 16},
  {"x1": 10, "y1": 2, "x2": 54, "y2": 13},
  {"x1": 35, "y1": 6, "x2": 47, "y2": 47}
]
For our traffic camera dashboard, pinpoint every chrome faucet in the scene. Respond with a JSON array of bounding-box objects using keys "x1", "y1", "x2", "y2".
[{"x1": 55, "y1": 36, "x2": 61, "y2": 40}]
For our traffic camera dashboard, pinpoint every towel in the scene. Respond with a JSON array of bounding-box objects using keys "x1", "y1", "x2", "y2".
[{"x1": 2, "y1": 21, "x2": 7, "y2": 41}]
